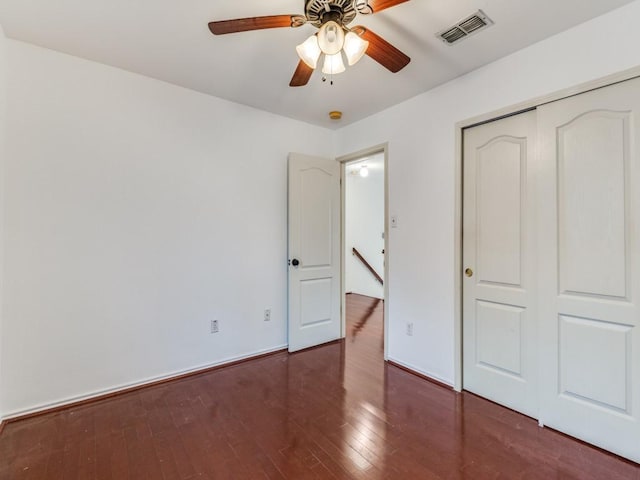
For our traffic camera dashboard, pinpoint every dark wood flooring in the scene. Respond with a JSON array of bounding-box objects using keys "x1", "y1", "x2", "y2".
[{"x1": 0, "y1": 293, "x2": 638, "y2": 479}]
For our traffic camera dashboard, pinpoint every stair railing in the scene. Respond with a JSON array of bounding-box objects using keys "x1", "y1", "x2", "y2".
[{"x1": 352, "y1": 247, "x2": 383, "y2": 285}]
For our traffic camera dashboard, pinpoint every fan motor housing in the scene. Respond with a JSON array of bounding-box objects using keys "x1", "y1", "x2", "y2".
[{"x1": 305, "y1": 0, "x2": 358, "y2": 27}]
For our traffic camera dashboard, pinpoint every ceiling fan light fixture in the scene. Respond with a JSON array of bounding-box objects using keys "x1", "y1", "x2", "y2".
[
  {"x1": 296, "y1": 35, "x2": 322, "y2": 68},
  {"x1": 343, "y1": 31, "x2": 369, "y2": 66},
  {"x1": 322, "y1": 52, "x2": 346, "y2": 75},
  {"x1": 209, "y1": 0, "x2": 413, "y2": 88},
  {"x1": 318, "y1": 20, "x2": 345, "y2": 55}
]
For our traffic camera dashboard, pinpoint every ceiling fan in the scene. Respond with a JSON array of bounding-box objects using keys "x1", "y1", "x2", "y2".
[{"x1": 208, "y1": 0, "x2": 411, "y2": 87}]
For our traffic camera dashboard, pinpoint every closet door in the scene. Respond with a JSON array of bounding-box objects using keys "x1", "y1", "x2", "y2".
[
  {"x1": 537, "y1": 77, "x2": 640, "y2": 462},
  {"x1": 462, "y1": 111, "x2": 538, "y2": 418}
]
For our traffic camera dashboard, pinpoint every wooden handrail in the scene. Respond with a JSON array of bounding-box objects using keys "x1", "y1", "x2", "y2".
[{"x1": 352, "y1": 248, "x2": 383, "y2": 285}]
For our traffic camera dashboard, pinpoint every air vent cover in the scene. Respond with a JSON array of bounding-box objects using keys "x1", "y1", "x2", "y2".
[{"x1": 437, "y1": 10, "x2": 494, "y2": 45}]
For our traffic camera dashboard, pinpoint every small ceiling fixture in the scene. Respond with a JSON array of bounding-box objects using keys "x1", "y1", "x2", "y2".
[
  {"x1": 329, "y1": 110, "x2": 343, "y2": 120},
  {"x1": 208, "y1": 0, "x2": 412, "y2": 87},
  {"x1": 349, "y1": 161, "x2": 370, "y2": 177}
]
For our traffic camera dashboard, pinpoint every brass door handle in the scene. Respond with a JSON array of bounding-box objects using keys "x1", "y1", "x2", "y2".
[{"x1": 465, "y1": 268, "x2": 474, "y2": 277}]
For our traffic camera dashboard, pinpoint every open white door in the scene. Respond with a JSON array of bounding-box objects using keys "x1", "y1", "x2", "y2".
[{"x1": 288, "y1": 153, "x2": 341, "y2": 352}]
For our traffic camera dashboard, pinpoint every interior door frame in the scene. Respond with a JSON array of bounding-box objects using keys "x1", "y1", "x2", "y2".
[
  {"x1": 453, "y1": 65, "x2": 640, "y2": 392},
  {"x1": 337, "y1": 143, "x2": 389, "y2": 361}
]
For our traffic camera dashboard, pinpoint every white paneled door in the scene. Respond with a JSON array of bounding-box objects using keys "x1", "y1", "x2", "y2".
[
  {"x1": 537, "y1": 78, "x2": 640, "y2": 462},
  {"x1": 463, "y1": 111, "x2": 538, "y2": 418},
  {"x1": 463, "y1": 76, "x2": 640, "y2": 463},
  {"x1": 288, "y1": 153, "x2": 341, "y2": 353}
]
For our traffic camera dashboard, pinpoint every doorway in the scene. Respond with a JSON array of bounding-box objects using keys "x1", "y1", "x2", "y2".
[{"x1": 339, "y1": 145, "x2": 389, "y2": 359}]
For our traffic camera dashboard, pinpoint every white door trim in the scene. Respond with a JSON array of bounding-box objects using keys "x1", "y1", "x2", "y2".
[
  {"x1": 454, "y1": 65, "x2": 640, "y2": 392},
  {"x1": 337, "y1": 143, "x2": 389, "y2": 361}
]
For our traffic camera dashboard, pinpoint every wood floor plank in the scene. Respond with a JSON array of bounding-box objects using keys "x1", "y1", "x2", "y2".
[{"x1": 0, "y1": 293, "x2": 638, "y2": 479}]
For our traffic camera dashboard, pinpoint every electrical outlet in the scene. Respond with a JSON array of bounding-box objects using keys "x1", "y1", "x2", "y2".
[
  {"x1": 264, "y1": 309, "x2": 271, "y2": 322},
  {"x1": 406, "y1": 322, "x2": 414, "y2": 336},
  {"x1": 211, "y1": 319, "x2": 219, "y2": 333}
]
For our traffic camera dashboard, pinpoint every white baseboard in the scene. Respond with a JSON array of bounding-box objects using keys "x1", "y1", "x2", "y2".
[
  {"x1": 387, "y1": 356, "x2": 454, "y2": 388},
  {"x1": 349, "y1": 291, "x2": 384, "y2": 300},
  {"x1": 3, "y1": 344, "x2": 288, "y2": 420}
]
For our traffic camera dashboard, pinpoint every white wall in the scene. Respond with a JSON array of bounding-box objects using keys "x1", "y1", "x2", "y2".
[
  {"x1": 1, "y1": 40, "x2": 333, "y2": 416},
  {"x1": 345, "y1": 158, "x2": 384, "y2": 299},
  {"x1": 0, "y1": 25, "x2": 6, "y2": 421},
  {"x1": 334, "y1": 0, "x2": 640, "y2": 385},
  {"x1": 3, "y1": 0, "x2": 640, "y2": 417}
]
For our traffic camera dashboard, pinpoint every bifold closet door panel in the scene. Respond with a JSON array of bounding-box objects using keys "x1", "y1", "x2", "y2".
[
  {"x1": 462, "y1": 110, "x2": 538, "y2": 418},
  {"x1": 537, "y1": 77, "x2": 640, "y2": 463}
]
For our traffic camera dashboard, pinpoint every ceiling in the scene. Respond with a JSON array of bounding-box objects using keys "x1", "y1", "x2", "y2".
[{"x1": 0, "y1": 0, "x2": 635, "y2": 129}]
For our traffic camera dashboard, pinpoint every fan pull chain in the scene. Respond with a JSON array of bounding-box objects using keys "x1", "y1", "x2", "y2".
[
  {"x1": 330, "y1": 59, "x2": 335, "y2": 86},
  {"x1": 321, "y1": 67, "x2": 335, "y2": 86},
  {"x1": 322, "y1": 75, "x2": 335, "y2": 85}
]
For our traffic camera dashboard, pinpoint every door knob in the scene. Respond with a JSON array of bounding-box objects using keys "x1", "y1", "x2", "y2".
[
  {"x1": 465, "y1": 268, "x2": 474, "y2": 277},
  {"x1": 291, "y1": 258, "x2": 300, "y2": 267}
]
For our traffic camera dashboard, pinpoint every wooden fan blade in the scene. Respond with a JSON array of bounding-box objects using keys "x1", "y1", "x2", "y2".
[
  {"x1": 209, "y1": 15, "x2": 298, "y2": 35},
  {"x1": 353, "y1": 26, "x2": 410, "y2": 73},
  {"x1": 290, "y1": 60, "x2": 314, "y2": 87},
  {"x1": 366, "y1": 0, "x2": 411, "y2": 14}
]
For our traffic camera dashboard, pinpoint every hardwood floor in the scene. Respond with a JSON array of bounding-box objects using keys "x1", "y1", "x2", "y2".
[{"x1": 0, "y1": 293, "x2": 638, "y2": 479}]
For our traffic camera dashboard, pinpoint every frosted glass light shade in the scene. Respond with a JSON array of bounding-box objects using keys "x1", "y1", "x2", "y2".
[
  {"x1": 318, "y1": 21, "x2": 345, "y2": 55},
  {"x1": 343, "y1": 32, "x2": 369, "y2": 66},
  {"x1": 296, "y1": 35, "x2": 321, "y2": 68},
  {"x1": 359, "y1": 165, "x2": 369, "y2": 177},
  {"x1": 322, "y1": 53, "x2": 346, "y2": 75}
]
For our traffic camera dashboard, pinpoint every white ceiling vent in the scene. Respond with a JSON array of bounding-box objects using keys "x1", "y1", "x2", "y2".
[{"x1": 437, "y1": 10, "x2": 494, "y2": 45}]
